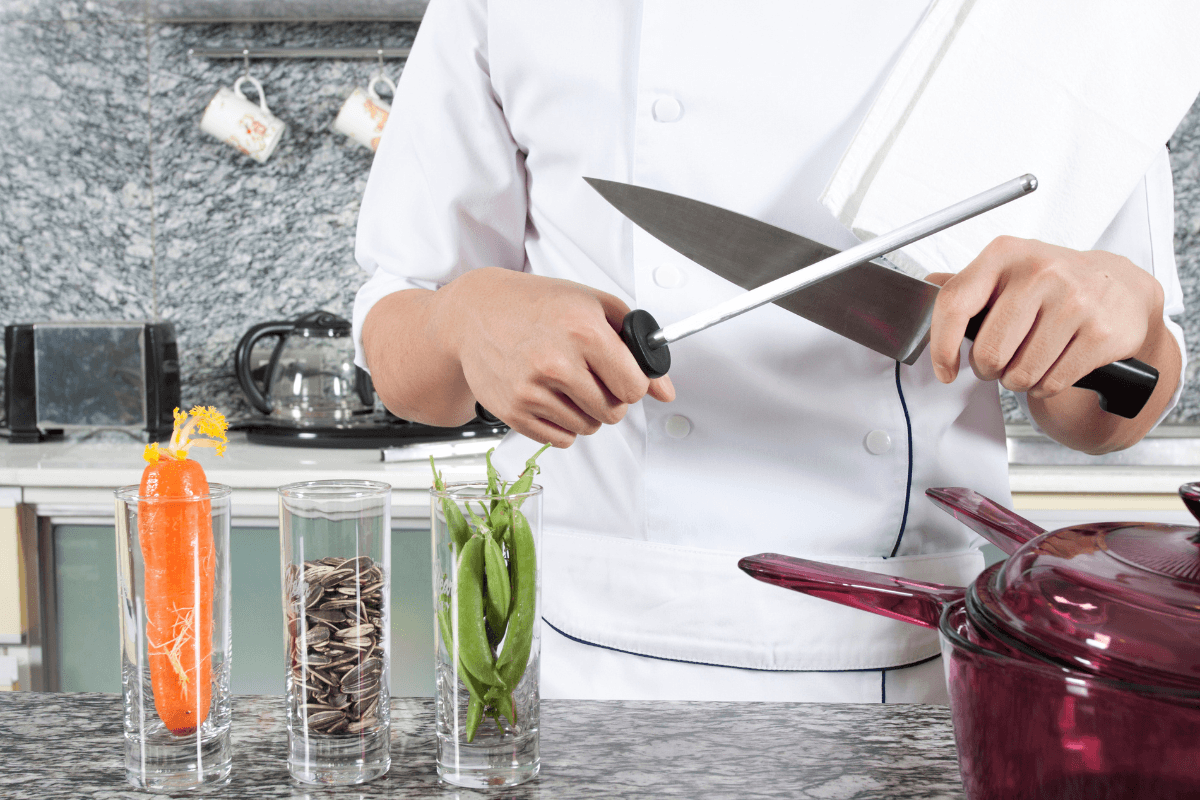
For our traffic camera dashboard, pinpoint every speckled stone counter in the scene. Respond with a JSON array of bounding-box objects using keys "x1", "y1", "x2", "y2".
[{"x1": 0, "y1": 693, "x2": 965, "y2": 799}]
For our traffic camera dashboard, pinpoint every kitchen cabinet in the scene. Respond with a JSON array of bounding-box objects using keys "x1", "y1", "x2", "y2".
[{"x1": 53, "y1": 523, "x2": 435, "y2": 696}]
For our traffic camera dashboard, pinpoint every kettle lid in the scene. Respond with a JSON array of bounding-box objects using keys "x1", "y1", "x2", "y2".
[{"x1": 292, "y1": 310, "x2": 351, "y2": 335}]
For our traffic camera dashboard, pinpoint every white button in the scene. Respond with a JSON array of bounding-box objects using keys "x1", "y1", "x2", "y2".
[
  {"x1": 652, "y1": 96, "x2": 683, "y2": 123},
  {"x1": 654, "y1": 264, "x2": 684, "y2": 288},
  {"x1": 864, "y1": 430, "x2": 892, "y2": 455},
  {"x1": 664, "y1": 415, "x2": 692, "y2": 439}
]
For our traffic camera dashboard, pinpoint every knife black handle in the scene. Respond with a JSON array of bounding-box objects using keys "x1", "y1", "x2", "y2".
[
  {"x1": 621, "y1": 309, "x2": 672, "y2": 379},
  {"x1": 963, "y1": 310, "x2": 1158, "y2": 420}
]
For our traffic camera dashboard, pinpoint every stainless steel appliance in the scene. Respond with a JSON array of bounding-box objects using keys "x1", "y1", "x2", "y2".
[{"x1": 3, "y1": 321, "x2": 180, "y2": 443}]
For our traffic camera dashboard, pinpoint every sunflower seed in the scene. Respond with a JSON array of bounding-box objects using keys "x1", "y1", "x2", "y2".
[
  {"x1": 304, "y1": 583, "x2": 324, "y2": 608},
  {"x1": 347, "y1": 717, "x2": 375, "y2": 733},
  {"x1": 300, "y1": 626, "x2": 331, "y2": 646},
  {"x1": 319, "y1": 598, "x2": 360, "y2": 610},
  {"x1": 305, "y1": 710, "x2": 343, "y2": 729},
  {"x1": 339, "y1": 637, "x2": 374, "y2": 649},
  {"x1": 335, "y1": 624, "x2": 375, "y2": 639},
  {"x1": 340, "y1": 658, "x2": 382, "y2": 687},
  {"x1": 319, "y1": 567, "x2": 355, "y2": 587},
  {"x1": 299, "y1": 651, "x2": 332, "y2": 667},
  {"x1": 343, "y1": 555, "x2": 374, "y2": 576},
  {"x1": 304, "y1": 609, "x2": 343, "y2": 625},
  {"x1": 342, "y1": 674, "x2": 381, "y2": 696}
]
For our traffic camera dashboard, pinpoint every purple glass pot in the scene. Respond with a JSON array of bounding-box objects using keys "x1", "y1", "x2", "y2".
[{"x1": 739, "y1": 484, "x2": 1200, "y2": 800}]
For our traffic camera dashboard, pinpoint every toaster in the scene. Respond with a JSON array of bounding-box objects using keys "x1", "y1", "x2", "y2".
[{"x1": 4, "y1": 322, "x2": 181, "y2": 443}]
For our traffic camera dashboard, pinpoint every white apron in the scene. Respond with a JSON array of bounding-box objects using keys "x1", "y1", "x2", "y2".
[{"x1": 353, "y1": 0, "x2": 1181, "y2": 702}]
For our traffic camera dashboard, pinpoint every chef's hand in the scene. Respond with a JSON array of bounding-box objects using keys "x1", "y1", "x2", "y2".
[
  {"x1": 926, "y1": 236, "x2": 1180, "y2": 454},
  {"x1": 363, "y1": 267, "x2": 675, "y2": 449}
]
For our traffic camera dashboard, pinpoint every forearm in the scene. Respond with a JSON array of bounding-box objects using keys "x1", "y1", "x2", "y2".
[
  {"x1": 1026, "y1": 315, "x2": 1182, "y2": 454},
  {"x1": 361, "y1": 287, "x2": 477, "y2": 427}
]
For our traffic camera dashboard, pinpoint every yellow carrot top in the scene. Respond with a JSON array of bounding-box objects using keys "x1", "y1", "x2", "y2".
[{"x1": 144, "y1": 406, "x2": 229, "y2": 463}]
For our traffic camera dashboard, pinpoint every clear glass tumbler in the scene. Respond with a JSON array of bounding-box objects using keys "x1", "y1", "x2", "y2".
[
  {"x1": 115, "y1": 483, "x2": 234, "y2": 791},
  {"x1": 279, "y1": 480, "x2": 392, "y2": 785},
  {"x1": 431, "y1": 482, "x2": 542, "y2": 788}
]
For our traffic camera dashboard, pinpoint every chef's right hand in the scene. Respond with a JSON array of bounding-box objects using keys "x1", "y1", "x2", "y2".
[{"x1": 446, "y1": 267, "x2": 675, "y2": 448}]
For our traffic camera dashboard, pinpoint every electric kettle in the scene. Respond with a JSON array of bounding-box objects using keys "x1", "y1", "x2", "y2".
[{"x1": 234, "y1": 310, "x2": 374, "y2": 424}]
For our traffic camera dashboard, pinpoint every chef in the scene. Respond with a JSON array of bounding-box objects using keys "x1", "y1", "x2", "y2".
[{"x1": 353, "y1": 0, "x2": 1197, "y2": 702}]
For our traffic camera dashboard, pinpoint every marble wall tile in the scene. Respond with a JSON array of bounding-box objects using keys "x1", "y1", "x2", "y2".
[
  {"x1": 1167, "y1": 94, "x2": 1200, "y2": 423},
  {"x1": 0, "y1": 21, "x2": 155, "y2": 332},
  {"x1": 148, "y1": 0, "x2": 426, "y2": 22},
  {"x1": 148, "y1": 21, "x2": 417, "y2": 417},
  {"x1": 0, "y1": 1, "x2": 145, "y2": 22}
]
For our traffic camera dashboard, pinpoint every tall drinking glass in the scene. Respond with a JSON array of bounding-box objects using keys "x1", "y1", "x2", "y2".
[
  {"x1": 279, "y1": 480, "x2": 392, "y2": 785},
  {"x1": 431, "y1": 482, "x2": 542, "y2": 788},
  {"x1": 115, "y1": 484, "x2": 233, "y2": 791}
]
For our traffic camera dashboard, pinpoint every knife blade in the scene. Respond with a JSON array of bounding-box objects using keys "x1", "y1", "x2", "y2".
[
  {"x1": 585, "y1": 178, "x2": 940, "y2": 365},
  {"x1": 587, "y1": 177, "x2": 1160, "y2": 419}
]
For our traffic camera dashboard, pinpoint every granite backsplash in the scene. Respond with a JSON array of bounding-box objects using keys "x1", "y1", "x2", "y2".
[{"x1": 1, "y1": 4, "x2": 1199, "y2": 424}]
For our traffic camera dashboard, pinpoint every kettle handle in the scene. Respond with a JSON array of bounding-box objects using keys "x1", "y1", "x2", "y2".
[{"x1": 234, "y1": 321, "x2": 296, "y2": 415}]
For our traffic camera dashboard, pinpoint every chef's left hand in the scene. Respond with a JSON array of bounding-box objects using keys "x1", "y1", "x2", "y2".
[{"x1": 926, "y1": 236, "x2": 1180, "y2": 454}]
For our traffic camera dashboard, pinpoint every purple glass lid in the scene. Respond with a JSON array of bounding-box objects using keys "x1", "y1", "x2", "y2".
[{"x1": 969, "y1": 483, "x2": 1200, "y2": 691}]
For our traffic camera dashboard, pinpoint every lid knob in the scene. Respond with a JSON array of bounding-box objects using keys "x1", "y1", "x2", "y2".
[{"x1": 1179, "y1": 483, "x2": 1200, "y2": 541}]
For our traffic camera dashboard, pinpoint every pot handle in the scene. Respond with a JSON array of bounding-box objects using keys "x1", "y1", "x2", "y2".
[
  {"x1": 738, "y1": 553, "x2": 965, "y2": 630},
  {"x1": 234, "y1": 321, "x2": 295, "y2": 415},
  {"x1": 925, "y1": 487, "x2": 1046, "y2": 556}
]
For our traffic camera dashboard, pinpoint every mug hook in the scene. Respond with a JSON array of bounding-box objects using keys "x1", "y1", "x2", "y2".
[{"x1": 242, "y1": 48, "x2": 251, "y2": 78}]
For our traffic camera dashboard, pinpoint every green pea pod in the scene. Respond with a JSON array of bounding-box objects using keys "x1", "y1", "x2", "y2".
[
  {"x1": 436, "y1": 597, "x2": 454, "y2": 654},
  {"x1": 465, "y1": 693, "x2": 485, "y2": 743},
  {"x1": 487, "y1": 498, "x2": 511, "y2": 540},
  {"x1": 483, "y1": 536, "x2": 511, "y2": 630},
  {"x1": 439, "y1": 599, "x2": 493, "y2": 700},
  {"x1": 496, "y1": 510, "x2": 537, "y2": 689},
  {"x1": 431, "y1": 457, "x2": 472, "y2": 550},
  {"x1": 485, "y1": 448, "x2": 501, "y2": 511},
  {"x1": 485, "y1": 686, "x2": 516, "y2": 727},
  {"x1": 456, "y1": 536, "x2": 503, "y2": 686},
  {"x1": 508, "y1": 443, "x2": 551, "y2": 507}
]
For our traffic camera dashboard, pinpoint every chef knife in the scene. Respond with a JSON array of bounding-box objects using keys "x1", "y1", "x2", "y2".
[{"x1": 587, "y1": 177, "x2": 1159, "y2": 419}]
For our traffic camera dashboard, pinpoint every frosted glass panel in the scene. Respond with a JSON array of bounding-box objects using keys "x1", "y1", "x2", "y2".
[
  {"x1": 54, "y1": 525, "x2": 434, "y2": 696},
  {"x1": 56, "y1": 525, "x2": 120, "y2": 693}
]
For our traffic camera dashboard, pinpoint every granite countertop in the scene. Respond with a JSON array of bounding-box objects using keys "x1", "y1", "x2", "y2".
[{"x1": 0, "y1": 693, "x2": 964, "y2": 799}]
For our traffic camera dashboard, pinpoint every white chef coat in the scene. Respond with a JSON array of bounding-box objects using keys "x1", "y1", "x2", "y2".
[{"x1": 353, "y1": 0, "x2": 1185, "y2": 703}]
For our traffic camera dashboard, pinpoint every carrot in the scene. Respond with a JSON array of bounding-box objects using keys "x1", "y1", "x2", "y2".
[{"x1": 138, "y1": 406, "x2": 228, "y2": 736}]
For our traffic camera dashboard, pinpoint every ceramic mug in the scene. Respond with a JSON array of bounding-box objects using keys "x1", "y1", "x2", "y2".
[
  {"x1": 333, "y1": 74, "x2": 395, "y2": 152},
  {"x1": 199, "y1": 75, "x2": 286, "y2": 164}
]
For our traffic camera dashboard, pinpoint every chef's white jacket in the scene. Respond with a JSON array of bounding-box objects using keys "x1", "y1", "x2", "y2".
[{"x1": 354, "y1": 0, "x2": 1186, "y2": 702}]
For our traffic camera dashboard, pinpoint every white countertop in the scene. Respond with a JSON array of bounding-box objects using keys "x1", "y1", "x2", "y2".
[
  {"x1": 3, "y1": 430, "x2": 1199, "y2": 525},
  {"x1": 0, "y1": 433, "x2": 491, "y2": 525}
]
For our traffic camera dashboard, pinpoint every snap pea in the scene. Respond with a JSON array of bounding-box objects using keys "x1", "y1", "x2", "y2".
[
  {"x1": 485, "y1": 686, "x2": 516, "y2": 727},
  {"x1": 496, "y1": 509, "x2": 536, "y2": 689},
  {"x1": 431, "y1": 458, "x2": 471, "y2": 550},
  {"x1": 483, "y1": 536, "x2": 511, "y2": 632},
  {"x1": 465, "y1": 693, "x2": 485, "y2": 743},
  {"x1": 509, "y1": 443, "x2": 551, "y2": 507},
  {"x1": 437, "y1": 598, "x2": 491, "y2": 703},
  {"x1": 456, "y1": 536, "x2": 503, "y2": 687},
  {"x1": 485, "y1": 448, "x2": 501, "y2": 512}
]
